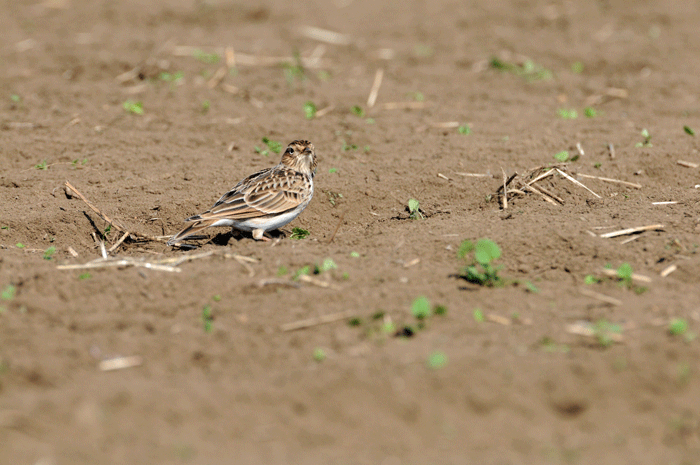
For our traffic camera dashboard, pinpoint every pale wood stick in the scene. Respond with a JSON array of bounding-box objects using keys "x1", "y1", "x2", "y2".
[
  {"x1": 281, "y1": 310, "x2": 354, "y2": 332},
  {"x1": 315, "y1": 105, "x2": 334, "y2": 118},
  {"x1": 454, "y1": 172, "x2": 493, "y2": 178},
  {"x1": 660, "y1": 264, "x2": 677, "y2": 277},
  {"x1": 108, "y1": 231, "x2": 129, "y2": 253},
  {"x1": 225, "y1": 46, "x2": 236, "y2": 68},
  {"x1": 599, "y1": 224, "x2": 664, "y2": 238},
  {"x1": 577, "y1": 173, "x2": 642, "y2": 189},
  {"x1": 620, "y1": 236, "x2": 640, "y2": 245},
  {"x1": 299, "y1": 26, "x2": 352, "y2": 45},
  {"x1": 486, "y1": 314, "x2": 511, "y2": 325},
  {"x1": 677, "y1": 160, "x2": 699, "y2": 169},
  {"x1": 652, "y1": 201, "x2": 678, "y2": 205},
  {"x1": 566, "y1": 320, "x2": 623, "y2": 342},
  {"x1": 600, "y1": 268, "x2": 652, "y2": 283},
  {"x1": 526, "y1": 168, "x2": 555, "y2": 185},
  {"x1": 501, "y1": 167, "x2": 508, "y2": 209},
  {"x1": 379, "y1": 101, "x2": 427, "y2": 110},
  {"x1": 429, "y1": 121, "x2": 459, "y2": 129},
  {"x1": 298, "y1": 274, "x2": 341, "y2": 290},
  {"x1": 367, "y1": 68, "x2": 384, "y2": 108},
  {"x1": 555, "y1": 168, "x2": 601, "y2": 198},
  {"x1": 207, "y1": 67, "x2": 227, "y2": 89},
  {"x1": 522, "y1": 184, "x2": 558, "y2": 205},
  {"x1": 530, "y1": 183, "x2": 564, "y2": 204},
  {"x1": 98, "y1": 355, "x2": 143, "y2": 372},
  {"x1": 579, "y1": 287, "x2": 622, "y2": 306},
  {"x1": 608, "y1": 143, "x2": 615, "y2": 159},
  {"x1": 576, "y1": 142, "x2": 584, "y2": 157}
]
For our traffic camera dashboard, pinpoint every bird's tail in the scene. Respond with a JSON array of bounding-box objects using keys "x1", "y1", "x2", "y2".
[{"x1": 166, "y1": 217, "x2": 216, "y2": 246}]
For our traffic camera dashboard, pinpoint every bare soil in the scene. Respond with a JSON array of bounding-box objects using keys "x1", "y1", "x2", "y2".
[{"x1": 2, "y1": 1, "x2": 700, "y2": 463}]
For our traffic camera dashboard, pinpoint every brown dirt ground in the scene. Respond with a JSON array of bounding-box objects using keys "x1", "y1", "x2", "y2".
[{"x1": 2, "y1": 0, "x2": 700, "y2": 463}]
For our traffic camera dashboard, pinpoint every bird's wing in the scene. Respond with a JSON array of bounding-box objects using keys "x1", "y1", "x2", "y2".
[{"x1": 193, "y1": 167, "x2": 311, "y2": 221}]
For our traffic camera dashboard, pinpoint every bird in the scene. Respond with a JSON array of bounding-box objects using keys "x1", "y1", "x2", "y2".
[{"x1": 167, "y1": 140, "x2": 317, "y2": 245}]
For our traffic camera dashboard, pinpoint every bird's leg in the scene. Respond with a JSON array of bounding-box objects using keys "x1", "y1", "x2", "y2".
[{"x1": 252, "y1": 229, "x2": 270, "y2": 241}]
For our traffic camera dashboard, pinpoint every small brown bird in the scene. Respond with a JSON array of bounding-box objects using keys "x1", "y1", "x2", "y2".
[{"x1": 167, "y1": 140, "x2": 317, "y2": 245}]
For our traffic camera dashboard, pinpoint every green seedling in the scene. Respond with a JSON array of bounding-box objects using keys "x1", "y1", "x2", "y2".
[
  {"x1": 303, "y1": 101, "x2": 317, "y2": 119},
  {"x1": 350, "y1": 105, "x2": 365, "y2": 118},
  {"x1": 277, "y1": 265, "x2": 288, "y2": 276},
  {"x1": 348, "y1": 317, "x2": 362, "y2": 326},
  {"x1": 201, "y1": 100, "x2": 210, "y2": 113},
  {"x1": 202, "y1": 305, "x2": 213, "y2": 333},
  {"x1": 411, "y1": 296, "x2": 431, "y2": 320},
  {"x1": 43, "y1": 246, "x2": 56, "y2": 260},
  {"x1": 293, "y1": 265, "x2": 311, "y2": 280},
  {"x1": 328, "y1": 168, "x2": 337, "y2": 174},
  {"x1": 540, "y1": 336, "x2": 570, "y2": 353},
  {"x1": 593, "y1": 162, "x2": 602, "y2": 169},
  {"x1": 490, "y1": 57, "x2": 552, "y2": 81},
  {"x1": 1, "y1": 285, "x2": 16, "y2": 301},
  {"x1": 557, "y1": 108, "x2": 578, "y2": 119},
  {"x1": 316, "y1": 258, "x2": 337, "y2": 273},
  {"x1": 327, "y1": 191, "x2": 343, "y2": 206},
  {"x1": 78, "y1": 272, "x2": 91, "y2": 280},
  {"x1": 212, "y1": 295, "x2": 221, "y2": 302},
  {"x1": 524, "y1": 281, "x2": 539, "y2": 293},
  {"x1": 262, "y1": 137, "x2": 282, "y2": 154},
  {"x1": 350, "y1": 251, "x2": 360, "y2": 258},
  {"x1": 594, "y1": 319, "x2": 622, "y2": 348},
  {"x1": 103, "y1": 225, "x2": 112, "y2": 238},
  {"x1": 122, "y1": 100, "x2": 143, "y2": 115},
  {"x1": 409, "y1": 91, "x2": 425, "y2": 101},
  {"x1": 554, "y1": 151, "x2": 569, "y2": 162},
  {"x1": 254, "y1": 146, "x2": 269, "y2": 157},
  {"x1": 35, "y1": 160, "x2": 48, "y2": 170},
  {"x1": 458, "y1": 239, "x2": 504, "y2": 286},
  {"x1": 434, "y1": 305, "x2": 447, "y2": 316},
  {"x1": 341, "y1": 140, "x2": 358, "y2": 151},
  {"x1": 427, "y1": 351, "x2": 448, "y2": 369},
  {"x1": 458, "y1": 124, "x2": 471, "y2": 135},
  {"x1": 1, "y1": 226, "x2": 8, "y2": 230},
  {"x1": 635, "y1": 128, "x2": 652, "y2": 147},
  {"x1": 571, "y1": 61, "x2": 584, "y2": 73},
  {"x1": 192, "y1": 49, "x2": 220, "y2": 64},
  {"x1": 71, "y1": 158, "x2": 88, "y2": 167},
  {"x1": 473, "y1": 308, "x2": 484, "y2": 322},
  {"x1": 312, "y1": 347, "x2": 326, "y2": 362},
  {"x1": 290, "y1": 227, "x2": 309, "y2": 240},
  {"x1": 10, "y1": 94, "x2": 21, "y2": 103},
  {"x1": 158, "y1": 71, "x2": 184, "y2": 83},
  {"x1": 16, "y1": 243, "x2": 25, "y2": 248},
  {"x1": 669, "y1": 318, "x2": 688, "y2": 336},
  {"x1": 408, "y1": 198, "x2": 423, "y2": 219},
  {"x1": 684, "y1": 125, "x2": 695, "y2": 136},
  {"x1": 584, "y1": 107, "x2": 597, "y2": 118},
  {"x1": 584, "y1": 274, "x2": 600, "y2": 285},
  {"x1": 282, "y1": 51, "x2": 305, "y2": 86}
]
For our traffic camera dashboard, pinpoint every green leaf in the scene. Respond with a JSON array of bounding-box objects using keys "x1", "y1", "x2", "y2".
[
  {"x1": 35, "y1": 160, "x2": 48, "y2": 170},
  {"x1": 202, "y1": 305, "x2": 213, "y2": 333},
  {"x1": 328, "y1": 168, "x2": 337, "y2": 174},
  {"x1": 571, "y1": 61, "x2": 584, "y2": 73},
  {"x1": 303, "y1": 101, "x2": 317, "y2": 119},
  {"x1": 15, "y1": 243, "x2": 25, "y2": 248},
  {"x1": 122, "y1": 100, "x2": 143, "y2": 115},
  {"x1": 473, "y1": 308, "x2": 484, "y2": 322},
  {"x1": 557, "y1": 108, "x2": 578, "y2": 119},
  {"x1": 684, "y1": 125, "x2": 695, "y2": 136},
  {"x1": 525, "y1": 281, "x2": 539, "y2": 293},
  {"x1": 350, "y1": 105, "x2": 365, "y2": 117},
  {"x1": 474, "y1": 239, "x2": 501, "y2": 265},
  {"x1": 293, "y1": 265, "x2": 310, "y2": 280},
  {"x1": 262, "y1": 137, "x2": 282, "y2": 154},
  {"x1": 669, "y1": 318, "x2": 688, "y2": 336},
  {"x1": 427, "y1": 351, "x2": 448, "y2": 369},
  {"x1": 350, "y1": 251, "x2": 360, "y2": 258},
  {"x1": 1, "y1": 285, "x2": 16, "y2": 301},
  {"x1": 584, "y1": 107, "x2": 597, "y2": 118},
  {"x1": 584, "y1": 274, "x2": 599, "y2": 285},
  {"x1": 458, "y1": 124, "x2": 471, "y2": 135},
  {"x1": 457, "y1": 240, "x2": 474, "y2": 259},
  {"x1": 290, "y1": 227, "x2": 309, "y2": 240},
  {"x1": 318, "y1": 258, "x2": 337, "y2": 273},
  {"x1": 617, "y1": 263, "x2": 633, "y2": 281},
  {"x1": 408, "y1": 198, "x2": 420, "y2": 213},
  {"x1": 554, "y1": 151, "x2": 569, "y2": 162},
  {"x1": 411, "y1": 296, "x2": 431, "y2": 320},
  {"x1": 43, "y1": 246, "x2": 56, "y2": 260},
  {"x1": 78, "y1": 272, "x2": 92, "y2": 280},
  {"x1": 312, "y1": 347, "x2": 326, "y2": 362}
]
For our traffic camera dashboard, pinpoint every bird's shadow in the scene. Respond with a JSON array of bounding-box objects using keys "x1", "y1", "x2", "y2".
[{"x1": 209, "y1": 229, "x2": 287, "y2": 246}]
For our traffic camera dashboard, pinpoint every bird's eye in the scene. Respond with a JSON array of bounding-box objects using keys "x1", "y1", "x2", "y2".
[{"x1": 285, "y1": 147, "x2": 294, "y2": 154}]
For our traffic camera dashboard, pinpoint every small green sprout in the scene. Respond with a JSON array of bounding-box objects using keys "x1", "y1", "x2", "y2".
[
  {"x1": 409, "y1": 91, "x2": 425, "y2": 101},
  {"x1": 433, "y1": 305, "x2": 447, "y2": 316},
  {"x1": 35, "y1": 160, "x2": 48, "y2": 170},
  {"x1": 350, "y1": 251, "x2": 360, "y2": 258},
  {"x1": 277, "y1": 265, "x2": 288, "y2": 276},
  {"x1": 78, "y1": 272, "x2": 92, "y2": 280},
  {"x1": 554, "y1": 151, "x2": 569, "y2": 162},
  {"x1": 1, "y1": 285, "x2": 16, "y2": 301},
  {"x1": 43, "y1": 246, "x2": 56, "y2": 260},
  {"x1": 10, "y1": 94, "x2": 20, "y2": 103},
  {"x1": 524, "y1": 281, "x2": 539, "y2": 293},
  {"x1": 350, "y1": 105, "x2": 365, "y2": 117},
  {"x1": 635, "y1": 128, "x2": 652, "y2": 147},
  {"x1": 473, "y1": 308, "x2": 484, "y2": 322},
  {"x1": 584, "y1": 274, "x2": 600, "y2": 285},
  {"x1": 201, "y1": 100, "x2": 210, "y2": 113},
  {"x1": 490, "y1": 57, "x2": 552, "y2": 81},
  {"x1": 1, "y1": 226, "x2": 8, "y2": 230},
  {"x1": 202, "y1": 305, "x2": 213, "y2": 333},
  {"x1": 411, "y1": 296, "x2": 431, "y2": 320},
  {"x1": 317, "y1": 258, "x2": 337, "y2": 273},
  {"x1": 571, "y1": 61, "x2": 584, "y2": 73},
  {"x1": 192, "y1": 49, "x2": 220, "y2": 64},
  {"x1": 584, "y1": 107, "x2": 598, "y2": 118},
  {"x1": 282, "y1": 51, "x2": 305, "y2": 86},
  {"x1": 616, "y1": 263, "x2": 633, "y2": 287},
  {"x1": 103, "y1": 225, "x2": 112, "y2": 237},
  {"x1": 594, "y1": 320, "x2": 622, "y2": 348},
  {"x1": 408, "y1": 198, "x2": 423, "y2": 219},
  {"x1": 293, "y1": 265, "x2": 311, "y2": 280},
  {"x1": 341, "y1": 141, "x2": 358, "y2": 151},
  {"x1": 122, "y1": 100, "x2": 143, "y2": 115},
  {"x1": 312, "y1": 348, "x2": 326, "y2": 362},
  {"x1": 557, "y1": 108, "x2": 578, "y2": 119},
  {"x1": 158, "y1": 71, "x2": 184, "y2": 82},
  {"x1": 290, "y1": 227, "x2": 309, "y2": 240},
  {"x1": 458, "y1": 124, "x2": 471, "y2": 135},
  {"x1": 669, "y1": 318, "x2": 688, "y2": 336},
  {"x1": 348, "y1": 317, "x2": 362, "y2": 326},
  {"x1": 427, "y1": 351, "x2": 448, "y2": 369},
  {"x1": 254, "y1": 146, "x2": 269, "y2": 157},
  {"x1": 212, "y1": 295, "x2": 221, "y2": 302},
  {"x1": 262, "y1": 137, "x2": 282, "y2": 154},
  {"x1": 684, "y1": 125, "x2": 695, "y2": 136},
  {"x1": 328, "y1": 168, "x2": 338, "y2": 174},
  {"x1": 593, "y1": 162, "x2": 602, "y2": 169},
  {"x1": 459, "y1": 239, "x2": 504, "y2": 286},
  {"x1": 15, "y1": 243, "x2": 25, "y2": 248},
  {"x1": 303, "y1": 101, "x2": 317, "y2": 119}
]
